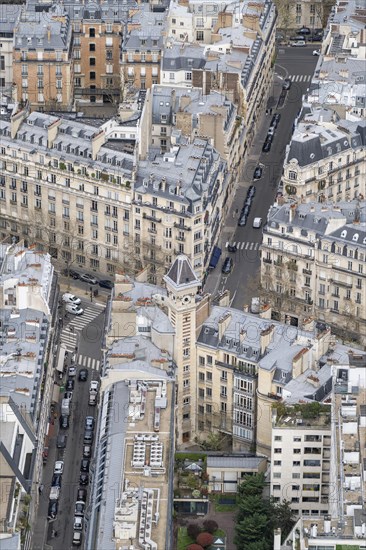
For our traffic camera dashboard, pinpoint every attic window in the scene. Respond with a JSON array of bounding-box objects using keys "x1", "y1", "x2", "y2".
[
  {"x1": 344, "y1": 140, "x2": 348, "y2": 146},
  {"x1": 341, "y1": 230, "x2": 347, "y2": 238},
  {"x1": 352, "y1": 233, "x2": 359, "y2": 242},
  {"x1": 310, "y1": 153, "x2": 315, "y2": 159}
]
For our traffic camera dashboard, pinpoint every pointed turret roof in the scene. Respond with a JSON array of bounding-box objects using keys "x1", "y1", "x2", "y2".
[{"x1": 164, "y1": 255, "x2": 200, "y2": 291}]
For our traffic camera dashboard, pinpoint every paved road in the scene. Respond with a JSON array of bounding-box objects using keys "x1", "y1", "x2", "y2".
[
  {"x1": 204, "y1": 46, "x2": 319, "y2": 309},
  {"x1": 32, "y1": 299, "x2": 106, "y2": 550}
]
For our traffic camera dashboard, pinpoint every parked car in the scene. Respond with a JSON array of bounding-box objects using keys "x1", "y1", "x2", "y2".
[
  {"x1": 244, "y1": 196, "x2": 252, "y2": 207},
  {"x1": 83, "y1": 430, "x2": 93, "y2": 444},
  {"x1": 77, "y1": 488, "x2": 87, "y2": 502},
  {"x1": 89, "y1": 381, "x2": 99, "y2": 393},
  {"x1": 253, "y1": 166, "x2": 262, "y2": 180},
  {"x1": 267, "y1": 126, "x2": 275, "y2": 136},
  {"x1": 63, "y1": 268, "x2": 79, "y2": 280},
  {"x1": 74, "y1": 501, "x2": 86, "y2": 517},
  {"x1": 72, "y1": 531, "x2": 82, "y2": 547},
  {"x1": 80, "y1": 273, "x2": 98, "y2": 285},
  {"x1": 68, "y1": 366, "x2": 76, "y2": 377},
  {"x1": 51, "y1": 474, "x2": 62, "y2": 488},
  {"x1": 242, "y1": 204, "x2": 251, "y2": 217},
  {"x1": 299, "y1": 27, "x2": 311, "y2": 35},
  {"x1": 78, "y1": 369, "x2": 88, "y2": 382},
  {"x1": 66, "y1": 304, "x2": 83, "y2": 316},
  {"x1": 83, "y1": 445, "x2": 92, "y2": 459},
  {"x1": 238, "y1": 213, "x2": 247, "y2": 227},
  {"x1": 271, "y1": 113, "x2": 281, "y2": 128},
  {"x1": 73, "y1": 516, "x2": 83, "y2": 531},
  {"x1": 262, "y1": 140, "x2": 271, "y2": 153},
  {"x1": 247, "y1": 185, "x2": 256, "y2": 198},
  {"x1": 221, "y1": 257, "x2": 233, "y2": 275},
  {"x1": 312, "y1": 49, "x2": 320, "y2": 56},
  {"x1": 282, "y1": 79, "x2": 292, "y2": 90},
  {"x1": 253, "y1": 217, "x2": 263, "y2": 228},
  {"x1": 291, "y1": 40, "x2": 306, "y2": 47},
  {"x1": 80, "y1": 459, "x2": 90, "y2": 473},
  {"x1": 49, "y1": 486, "x2": 60, "y2": 501},
  {"x1": 79, "y1": 473, "x2": 89, "y2": 486},
  {"x1": 62, "y1": 293, "x2": 81, "y2": 305},
  {"x1": 227, "y1": 244, "x2": 237, "y2": 253},
  {"x1": 48, "y1": 501, "x2": 58, "y2": 520},
  {"x1": 64, "y1": 391, "x2": 73, "y2": 401},
  {"x1": 99, "y1": 279, "x2": 114, "y2": 290},
  {"x1": 85, "y1": 416, "x2": 95, "y2": 430},
  {"x1": 60, "y1": 414, "x2": 69, "y2": 429},
  {"x1": 88, "y1": 393, "x2": 97, "y2": 406},
  {"x1": 54, "y1": 461, "x2": 64, "y2": 475},
  {"x1": 66, "y1": 379, "x2": 75, "y2": 391},
  {"x1": 56, "y1": 434, "x2": 67, "y2": 449}
]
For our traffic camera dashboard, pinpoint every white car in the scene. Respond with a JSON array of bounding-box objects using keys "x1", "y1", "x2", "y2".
[
  {"x1": 65, "y1": 304, "x2": 84, "y2": 315},
  {"x1": 74, "y1": 516, "x2": 83, "y2": 531},
  {"x1": 54, "y1": 461, "x2": 64, "y2": 475},
  {"x1": 68, "y1": 366, "x2": 77, "y2": 377},
  {"x1": 253, "y1": 217, "x2": 263, "y2": 228},
  {"x1": 62, "y1": 293, "x2": 81, "y2": 305},
  {"x1": 312, "y1": 49, "x2": 320, "y2": 56},
  {"x1": 89, "y1": 381, "x2": 99, "y2": 393}
]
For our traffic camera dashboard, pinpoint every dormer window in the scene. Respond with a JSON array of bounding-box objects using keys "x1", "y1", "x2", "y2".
[
  {"x1": 341, "y1": 230, "x2": 347, "y2": 238},
  {"x1": 289, "y1": 170, "x2": 297, "y2": 180},
  {"x1": 352, "y1": 233, "x2": 359, "y2": 242}
]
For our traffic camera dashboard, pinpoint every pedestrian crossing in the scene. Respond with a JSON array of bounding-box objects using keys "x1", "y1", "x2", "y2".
[
  {"x1": 77, "y1": 353, "x2": 101, "y2": 371},
  {"x1": 288, "y1": 74, "x2": 312, "y2": 82},
  {"x1": 59, "y1": 303, "x2": 104, "y2": 351},
  {"x1": 226, "y1": 241, "x2": 260, "y2": 251}
]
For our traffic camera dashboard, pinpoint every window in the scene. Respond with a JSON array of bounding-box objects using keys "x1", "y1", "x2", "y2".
[
  {"x1": 89, "y1": 43, "x2": 96, "y2": 51},
  {"x1": 199, "y1": 372, "x2": 205, "y2": 382},
  {"x1": 221, "y1": 402, "x2": 227, "y2": 413},
  {"x1": 89, "y1": 28, "x2": 95, "y2": 37},
  {"x1": 274, "y1": 448, "x2": 282, "y2": 454},
  {"x1": 90, "y1": 71, "x2": 96, "y2": 80},
  {"x1": 220, "y1": 386, "x2": 227, "y2": 397},
  {"x1": 196, "y1": 30, "x2": 204, "y2": 40},
  {"x1": 274, "y1": 436, "x2": 282, "y2": 441},
  {"x1": 274, "y1": 460, "x2": 281, "y2": 466},
  {"x1": 198, "y1": 388, "x2": 204, "y2": 398},
  {"x1": 289, "y1": 170, "x2": 297, "y2": 180},
  {"x1": 90, "y1": 57, "x2": 96, "y2": 66}
]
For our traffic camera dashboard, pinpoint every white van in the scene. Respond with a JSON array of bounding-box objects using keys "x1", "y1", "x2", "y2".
[
  {"x1": 253, "y1": 217, "x2": 262, "y2": 228},
  {"x1": 72, "y1": 531, "x2": 82, "y2": 546}
]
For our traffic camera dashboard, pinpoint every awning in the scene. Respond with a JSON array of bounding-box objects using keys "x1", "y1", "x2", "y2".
[
  {"x1": 209, "y1": 246, "x2": 222, "y2": 268},
  {"x1": 56, "y1": 345, "x2": 67, "y2": 373},
  {"x1": 51, "y1": 384, "x2": 60, "y2": 404}
]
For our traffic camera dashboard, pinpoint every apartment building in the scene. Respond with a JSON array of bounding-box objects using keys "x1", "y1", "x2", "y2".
[
  {"x1": 0, "y1": 3, "x2": 22, "y2": 94},
  {"x1": 282, "y1": 349, "x2": 366, "y2": 549},
  {"x1": 140, "y1": 84, "x2": 242, "y2": 168},
  {"x1": 69, "y1": 2, "x2": 123, "y2": 106},
  {"x1": 13, "y1": 3, "x2": 73, "y2": 110},
  {"x1": 0, "y1": 242, "x2": 56, "y2": 545},
  {"x1": 270, "y1": 404, "x2": 332, "y2": 517},
  {"x1": 282, "y1": 115, "x2": 365, "y2": 203},
  {"x1": 260, "y1": 200, "x2": 366, "y2": 345},
  {"x1": 276, "y1": 0, "x2": 324, "y2": 30},
  {"x1": 133, "y1": 138, "x2": 228, "y2": 282},
  {"x1": 0, "y1": 106, "x2": 134, "y2": 275},
  {"x1": 162, "y1": 0, "x2": 276, "y2": 145},
  {"x1": 121, "y1": 4, "x2": 165, "y2": 92}
]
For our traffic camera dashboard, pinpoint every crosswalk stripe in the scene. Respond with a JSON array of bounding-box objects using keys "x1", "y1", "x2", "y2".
[
  {"x1": 226, "y1": 241, "x2": 261, "y2": 250},
  {"x1": 76, "y1": 353, "x2": 100, "y2": 371}
]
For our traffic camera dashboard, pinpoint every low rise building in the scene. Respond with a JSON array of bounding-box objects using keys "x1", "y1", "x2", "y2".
[
  {"x1": 260, "y1": 200, "x2": 366, "y2": 345},
  {"x1": 207, "y1": 455, "x2": 267, "y2": 493}
]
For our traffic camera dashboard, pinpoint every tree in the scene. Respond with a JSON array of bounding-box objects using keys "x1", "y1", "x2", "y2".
[
  {"x1": 196, "y1": 532, "x2": 214, "y2": 548},
  {"x1": 273, "y1": 0, "x2": 296, "y2": 34},
  {"x1": 235, "y1": 513, "x2": 270, "y2": 547},
  {"x1": 237, "y1": 495, "x2": 269, "y2": 522},
  {"x1": 238, "y1": 473, "x2": 266, "y2": 498},
  {"x1": 271, "y1": 499, "x2": 296, "y2": 541},
  {"x1": 202, "y1": 519, "x2": 218, "y2": 534},
  {"x1": 187, "y1": 523, "x2": 202, "y2": 540}
]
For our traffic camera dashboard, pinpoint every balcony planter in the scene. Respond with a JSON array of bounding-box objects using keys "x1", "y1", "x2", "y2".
[
  {"x1": 59, "y1": 162, "x2": 66, "y2": 170},
  {"x1": 101, "y1": 173, "x2": 109, "y2": 182},
  {"x1": 125, "y1": 180, "x2": 131, "y2": 188},
  {"x1": 91, "y1": 173, "x2": 95, "y2": 178}
]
